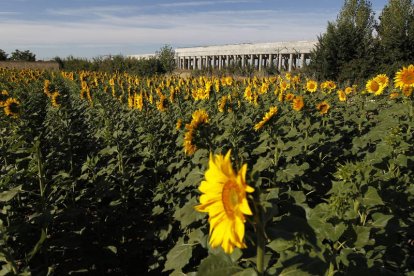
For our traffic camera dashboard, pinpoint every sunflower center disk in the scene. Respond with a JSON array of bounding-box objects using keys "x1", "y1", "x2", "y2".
[
  {"x1": 403, "y1": 73, "x2": 414, "y2": 85},
  {"x1": 222, "y1": 181, "x2": 240, "y2": 218},
  {"x1": 371, "y1": 81, "x2": 379, "y2": 92}
]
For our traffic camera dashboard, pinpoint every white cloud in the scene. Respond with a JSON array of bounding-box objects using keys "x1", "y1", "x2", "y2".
[
  {"x1": 0, "y1": 6, "x2": 334, "y2": 58},
  {"x1": 158, "y1": 0, "x2": 259, "y2": 8}
]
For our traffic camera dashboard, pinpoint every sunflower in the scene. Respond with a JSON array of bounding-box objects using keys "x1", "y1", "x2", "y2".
[
  {"x1": 321, "y1": 80, "x2": 336, "y2": 93},
  {"x1": 389, "y1": 91, "x2": 399, "y2": 99},
  {"x1": 279, "y1": 80, "x2": 290, "y2": 92},
  {"x1": 134, "y1": 93, "x2": 143, "y2": 111},
  {"x1": 316, "y1": 101, "x2": 330, "y2": 115},
  {"x1": 224, "y1": 76, "x2": 233, "y2": 86},
  {"x1": 50, "y1": 91, "x2": 61, "y2": 108},
  {"x1": 259, "y1": 82, "x2": 269, "y2": 94},
  {"x1": 344, "y1": 86, "x2": 354, "y2": 95},
  {"x1": 366, "y1": 78, "x2": 385, "y2": 96},
  {"x1": 214, "y1": 79, "x2": 220, "y2": 92},
  {"x1": 176, "y1": 118, "x2": 182, "y2": 130},
  {"x1": 0, "y1": 90, "x2": 9, "y2": 106},
  {"x1": 183, "y1": 109, "x2": 209, "y2": 155},
  {"x1": 4, "y1": 98, "x2": 20, "y2": 118},
  {"x1": 337, "y1": 90, "x2": 347, "y2": 102},
  {"x1": 254, "y1": 106, "x2": 278, "y2": 131},
  {"x1": 374, "y1": 74, "x2": 389, "y2": 87},
  {"x1": 183, "y1": 127, "x2": 197, "y2": 155},
  {"x1": 285, "y1": 93, "x2": 295, "y2": 101},
  {"x1": 394, "y1": 64, "x2": 414, "y2": 89},
  {"x1": 191, "y1": 109, "x2": 209, "y2": 126},
  {"x1": 218, "y1": 95, "x2": 228, "y2": 113},
  {"x1": 43, "y1": 79, "x2": 51, "y2": 96},
  {"x1": 195, "y1": 150, "x2": 254, "y2": 254},
  {"x1": 156, "y1": 94, "x2": 168, "y2": 112},
  {"x1": 402, "y1": 86, "x2": 413, "y2": 97},
  {"x1": 244, "y1": 86, "x2": 253, "y2": 102},
  {"x1": 306, "y1": 80, "x2": 318, "y2": 93},
  {"x1": 292, "y1": 96, "x2": 304, "y2": 111}
]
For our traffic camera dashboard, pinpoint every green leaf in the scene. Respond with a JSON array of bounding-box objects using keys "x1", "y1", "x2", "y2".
[
  {"x1": 188, "y1": 228, "x2": 207, "y2": 247},
  {"x1": 395, "y1": 154, "x2": 407, "y2": 167},
  {"x1": 325, "y1": 223, "x2": 347, "y2": 242},
  {"x1": 276, "y1": 162, "x2": 309, "y2": 182},
  {"x1": 105, "y1": 246, "x2": 117, "y2": 254},
  {"x1": 267, "y1": 239, "x2": 295, "y2": 252},
  {"x1": 278, "y1": 263, "x2": 312, "y2": 276},
  {"x1": 233, "y1": 268, "x2": 258, "y2": 276},
  {"x1": 163, "y1": 238, "x2": 193, "y2": 273},
  {"x1": 353, "y1": 226, "x2": 372, "y2": 248},
  {"x1": 197, "y1": 253, "x2": 243, "y2": 276},
  {"x1": 252, "y1": 156, "x2": 272, "y2": 175},
  {"x1": 370, "y1": 213, "x2": 393, "y2": 228},
  {"x1": 179, "y1": 168, "x2": 203, "y2": 192},
  {"x1": 152, "y1": 205, "x2": 164, "y2": 215},
  {"x1": 98, "y1": 146, "x2": 117, "y2": 156},
  {"x1": 174, "y1": 198, "x2": 204, "y2": 228},
  {"x1": 0, "y1": 185, "x2": 22, "y2": 202},
  {"x1": 362, "y1": 187, "x2": 384, "y2": 207},
  {"x1": 252, "y1": 140, "x2": 270, "y2": 155}
]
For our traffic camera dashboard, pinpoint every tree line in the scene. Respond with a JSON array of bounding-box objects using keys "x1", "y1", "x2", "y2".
[
  {"x1": 53, "y1": 45, "x2": 176, "y2": 76},
  {"x1": 307, "y1": 0, "x2": 414, "y2": 83},
  {"x1": 0, "y1": 49, "x2": 36, "y2": 62},
  {"x1": 0, "y1": 45, "x2": 176, "y2": 77}
]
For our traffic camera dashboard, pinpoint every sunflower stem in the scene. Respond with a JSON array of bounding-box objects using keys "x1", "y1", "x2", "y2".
[{"x1": 254, "y1": 202, "x2": 265, "y2": 275}]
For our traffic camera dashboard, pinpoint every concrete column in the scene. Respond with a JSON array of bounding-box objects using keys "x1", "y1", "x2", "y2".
[
  {"x1": 278, "y1": 54, "x2": 282, "y2": 71},
  {"x1": 269, "y1": 54, "x2": 273, "y2": 67},
  {"x1": 259, "y1": 54, "x2": 263, "y2": 71},
  {"x1": 250, "y1": 54, "x2": 254, "y2": 68},
  {"x1": 219, "y1": 56, "x2": 222, "y2": 70},
  {"x1": 226, "y1": 55, "x2": 230, "y2": 68},
  {"x1": 241, "y1": 55, "x2": 245, "y2": 67},
  {"x1": 300, "y1": 53, "x2": 305, "y2": 68},
  {"x1": 288, "y1": 53, "x2": 293, "y2": 72}
]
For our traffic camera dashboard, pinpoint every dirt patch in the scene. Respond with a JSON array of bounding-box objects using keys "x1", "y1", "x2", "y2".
[{"x1": 0, "y1": 61, "x2": 60, "y2": 71}]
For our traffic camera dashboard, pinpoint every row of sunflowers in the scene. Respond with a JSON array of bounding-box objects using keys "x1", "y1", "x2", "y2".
[{"x1": 0, "y1": 65, "x2": 413, "y2": 275}]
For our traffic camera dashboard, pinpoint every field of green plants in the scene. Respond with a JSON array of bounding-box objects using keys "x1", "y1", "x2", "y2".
[{"x1": 0, "y1": 66, "x2": 413, "y2": 275}]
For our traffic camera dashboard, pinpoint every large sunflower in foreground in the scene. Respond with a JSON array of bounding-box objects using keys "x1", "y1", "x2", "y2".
[
  {"x1": 195, "y1": 150, "x2": 254, "y2": 254},
  {"x1": 4, "y1": 98, "x2": 20, "y2": 118},
  {"x1": 394, "y1": 64, "x2": 414, "y2": 89}
]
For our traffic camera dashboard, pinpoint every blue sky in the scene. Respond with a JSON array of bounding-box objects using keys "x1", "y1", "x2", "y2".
[{"x1": 0, "y1": 0, "x2": 389, "y2": 60}]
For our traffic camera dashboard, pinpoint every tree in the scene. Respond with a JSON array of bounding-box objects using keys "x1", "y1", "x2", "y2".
[
  {"x1": 307, "y1": 0, "x2": 377, "y2": 82},
  {"x1": 0, "y1": 49, "x2": 7, "y2": 61},
  {"x1": 377, "y1": 0, "x2": 414, "y2": 73},
  {"x1": 10, "y1": 49, "x2": 36, "y2": 61},
  {"x1": 156, "y1": 45, "x2": 175, "y2": 73}
]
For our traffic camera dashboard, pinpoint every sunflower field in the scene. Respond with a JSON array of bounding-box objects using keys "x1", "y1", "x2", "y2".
[{"x1": 0, "y1": 65, "x2": 413, "y2": 275}]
